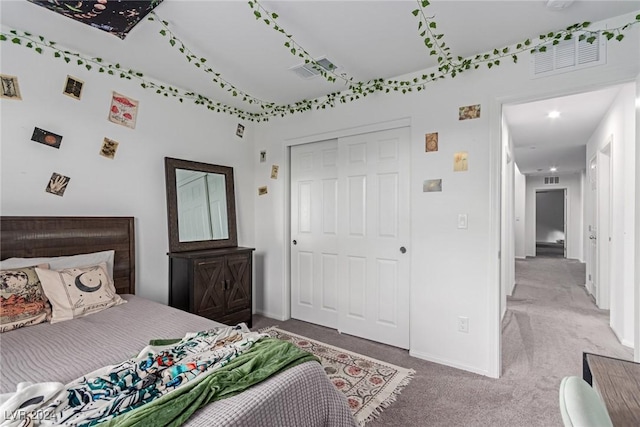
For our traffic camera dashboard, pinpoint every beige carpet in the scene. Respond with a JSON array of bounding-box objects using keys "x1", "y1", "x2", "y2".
[{"x1": 253, "y1": 257, "x2": 633, "y2": 426}]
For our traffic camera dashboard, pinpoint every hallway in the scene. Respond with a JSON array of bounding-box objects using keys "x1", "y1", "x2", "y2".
[{"x1": 503, "y1": 256, "x2": 632, "y2": 386}]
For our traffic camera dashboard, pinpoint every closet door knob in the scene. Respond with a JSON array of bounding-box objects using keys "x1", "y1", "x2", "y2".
[
  {"x1": 400, "y1": 246, "x2": 407, "y2": 254},
  {"x1": 292, "y1": 240, "x2": 297, "y2": 245}
]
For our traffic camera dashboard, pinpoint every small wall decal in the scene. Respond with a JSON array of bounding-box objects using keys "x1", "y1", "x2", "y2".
[
  {"x1": 270, "y1": 165, "x2": 279, "y2": 179},
  {"x1": 423, "y1": 179, "x2": 442, "y2": 193},
  {"x1": 31, "y1": 127, "x2": 62, "y2": 149},
  {"x1": 236, "y1": 123, "x2": 245, "y2": 138},
  {"x1": 258, "y1": 186, "x2": 268, "y2": 196},
  {"x1": 0, "y1": 74, "x2": 21, "y2": 100},
  {"x1": 46, "y1": 173, "x2": 70, "y2": 197},
  {"x1": 459, "y1": 104, "x2": 481, "y2": 120},
  {"x1": 63, "y1": 75, "x2": 84, "y2": 100},
  {"x1": 425, "y1": 132, "x2": 438, "y2": 152},
  {"x1": 108, "y1": 92, "x2": 138, "y2": 129},
  {"x1": 99, "y1": 137, "x2": 119, "y2": 159},
  {"x1": 259, "y1": 150, "x2": 267, "y2": 163},
  {"x1": 454, "y1": 151, "x2": 469, "y2": 172}
]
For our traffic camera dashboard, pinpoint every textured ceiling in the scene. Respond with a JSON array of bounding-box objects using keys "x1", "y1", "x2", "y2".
[{"x1": 504, "y1": 85, "x2": 625, "y2": 176}]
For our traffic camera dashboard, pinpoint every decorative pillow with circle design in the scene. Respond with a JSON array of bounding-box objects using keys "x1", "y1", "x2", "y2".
[
  {"x1": 36, "y1": 262, "x2": 125, "y2": 324},
  {"x1": 0, "y1": 265, "x2": 51, "y2": 332}
]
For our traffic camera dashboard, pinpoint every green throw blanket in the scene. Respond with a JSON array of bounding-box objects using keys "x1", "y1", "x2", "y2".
[{"x1": 102, "y1": 337, "x2": 319, "y2": 427}]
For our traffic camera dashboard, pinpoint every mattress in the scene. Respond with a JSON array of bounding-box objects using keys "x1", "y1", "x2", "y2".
[{"x1": 0, "y1": 295, "x2": 357, "y2": 426}]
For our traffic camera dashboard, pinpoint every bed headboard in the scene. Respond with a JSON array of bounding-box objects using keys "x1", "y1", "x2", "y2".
[{"x1": 0, "y1": 216, "x2": 135, "y2": 294}]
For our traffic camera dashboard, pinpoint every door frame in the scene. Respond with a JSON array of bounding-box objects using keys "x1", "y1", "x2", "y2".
[
  {"x1": 588, "y1": 153, "x2": 598, "y2": 296},
  {"x1": 282, "y1": 117, "x2": 412, "y2": 323},
  {"x1": 491, "y1": 78, "x2": 636, "y2": 378},
  {"x1": 596, "y1": 139, "x2": 613, "y2": 310}
]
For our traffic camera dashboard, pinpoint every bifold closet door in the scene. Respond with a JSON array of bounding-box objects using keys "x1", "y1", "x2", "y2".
[{"x1": 290, "y1": 127, "x2": 410, "y2": 349}]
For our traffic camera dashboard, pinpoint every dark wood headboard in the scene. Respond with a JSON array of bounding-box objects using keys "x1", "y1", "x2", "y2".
[{"x1": 0, "y1": 216, "x2": 135, "y2": 294}]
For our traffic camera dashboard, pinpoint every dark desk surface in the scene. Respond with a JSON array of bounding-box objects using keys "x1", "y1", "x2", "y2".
[{"x1": 584, "y1": 353, "x2": 640, "y2": 427}]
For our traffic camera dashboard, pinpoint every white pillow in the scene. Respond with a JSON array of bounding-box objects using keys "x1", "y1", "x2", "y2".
[
  {"x1": 35, "y1": 262, "x2": 125, "y2": 323},
  {"x1": 0, "y1": 250, "x2": 115, "y2": 279}
]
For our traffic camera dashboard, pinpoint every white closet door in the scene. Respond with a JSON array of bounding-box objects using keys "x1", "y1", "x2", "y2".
[
  {"x1": 290, "y1": 139, "x2": 340, "y2": 328},
  {"x1": 290, "y1": 127, "x2": 410, "y2": 349},
  {"x1": 337, "y1": 127, "x2": 410, "y2": 349}
]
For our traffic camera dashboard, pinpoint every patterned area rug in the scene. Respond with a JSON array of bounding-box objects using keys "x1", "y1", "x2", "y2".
[{"x1": 260, "y1": 327, "x2": 414, "y2": 426}]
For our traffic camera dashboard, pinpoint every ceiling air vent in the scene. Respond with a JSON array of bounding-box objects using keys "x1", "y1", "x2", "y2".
[
  {"x1": 290, "y1": 57, "x2": 337, "y2": 80},
  {"x1": 531, "y1": 33, "x2": 605, "y2": 78},
  {"x1": 544, "y1": 176, "x2": 560, "y2": 184}
]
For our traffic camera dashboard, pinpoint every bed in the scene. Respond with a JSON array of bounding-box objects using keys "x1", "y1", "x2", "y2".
[{"x1": 0, "y1": 216, "x2": 357, "y2": 426}]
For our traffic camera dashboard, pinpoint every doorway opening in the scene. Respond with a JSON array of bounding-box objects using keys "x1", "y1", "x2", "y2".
[
  {"x1": 498, "y1": 81, "x2": 636, "y2": 377},
  {"x1": 535, "y1": 189, "x2": 566, "y2": 258}
]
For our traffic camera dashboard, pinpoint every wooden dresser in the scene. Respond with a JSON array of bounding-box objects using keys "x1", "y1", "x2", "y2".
[{"x1": 168, "y1": 247, "x2": 254, "y2": 327}]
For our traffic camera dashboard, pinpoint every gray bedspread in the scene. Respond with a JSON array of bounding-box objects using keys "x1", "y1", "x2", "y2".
[{"x1": 0, "y1": 295, "x2": 357, "y2": 426}]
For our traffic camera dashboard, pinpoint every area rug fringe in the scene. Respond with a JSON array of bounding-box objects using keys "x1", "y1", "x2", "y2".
[
  {"x1": 360, "y1": 369, "x2": 415, "y2": 426},
  {"x1": 258, "y1": 326, "x2": 415, "y2": 426}
]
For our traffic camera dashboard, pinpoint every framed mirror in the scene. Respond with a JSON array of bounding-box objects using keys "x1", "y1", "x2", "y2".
[{"x1": 165, "y1": 157, "x2": 238, "y2": 252}]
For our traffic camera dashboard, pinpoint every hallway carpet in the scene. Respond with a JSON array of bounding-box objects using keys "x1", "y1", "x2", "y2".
[{"x1": 252, "y1": 257, "x2": 632, "y2": 426}]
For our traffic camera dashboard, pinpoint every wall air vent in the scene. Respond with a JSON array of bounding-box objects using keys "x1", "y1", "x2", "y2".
[
  {"x1": 544, "y1": 176, "x2": 560, "y2": 184},
  {"x1": 290, "y1": 57, "x2": 337, "y2": 80},
  {"x1": 531, "y1": 32, "x2": 605, "y2": 78}
]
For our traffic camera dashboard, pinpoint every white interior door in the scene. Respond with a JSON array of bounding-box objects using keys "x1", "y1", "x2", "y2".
[
  {"x1": 290, "y1": 127, "x2": 411, "y2": 349},
  {"x1": 290, "y1": 139, "x2": 340, "y2": 329}
]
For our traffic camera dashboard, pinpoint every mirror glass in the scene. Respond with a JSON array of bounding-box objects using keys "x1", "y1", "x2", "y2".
[
  {"x1": 165, "y1": 157, "x2": 237, "y2": 252},
  {"x1": 175, "y1": 169, "x2": 229, "y2": 242}
]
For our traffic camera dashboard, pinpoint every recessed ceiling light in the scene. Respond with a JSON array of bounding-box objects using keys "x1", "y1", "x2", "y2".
[
  {"x1": 550, "y1": 167, "x2": 557, "y2": 172},
  {"x1": 548, "y1": 111, "x2": 560, "y2": 119},
  {"x1": 546, "y1": 0, "x2": 575, "y2": 11}
]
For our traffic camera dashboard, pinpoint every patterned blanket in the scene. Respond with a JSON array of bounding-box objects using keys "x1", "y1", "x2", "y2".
[{"x1": 1, "y1": 325, "x2": 318, "y2": 427}]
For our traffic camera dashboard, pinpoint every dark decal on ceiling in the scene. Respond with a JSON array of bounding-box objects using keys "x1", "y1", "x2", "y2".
[{"x1": 27, "y1": 0, "x2": 164, "y2": 39}]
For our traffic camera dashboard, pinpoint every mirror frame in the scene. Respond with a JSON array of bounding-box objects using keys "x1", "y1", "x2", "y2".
[{"x1": 165, "y1": 157, "x2": 238, "y2": 252}]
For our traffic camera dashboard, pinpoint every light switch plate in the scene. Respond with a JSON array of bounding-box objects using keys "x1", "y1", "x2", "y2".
[{"x1": 458, "y1": 214, "x2": 468, "y2": 229}]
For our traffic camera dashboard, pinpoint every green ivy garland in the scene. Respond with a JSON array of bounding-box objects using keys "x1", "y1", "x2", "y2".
[{"x1": 1, "y1": 1, "x2": 638, "y2": 122}]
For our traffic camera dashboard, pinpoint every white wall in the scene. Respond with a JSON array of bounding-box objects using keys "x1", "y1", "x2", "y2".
[
  {"x1": 0, "y1": 40, "x2": 256, "y2": 304},
  {"x1": 536, "y1": 190, "x2": 565, "y2": 243},
  {"x1": 635, "y1": 70, "x2": 640, "y2": 362},
  {"x1": 514, "y1": 164, "x2": 526, "y2": 259},
  {"x1": 525, "y1": 174, "x2": 583, "y2": 260},
  {"x1": 253, "y1": 13, "x2": 639, "y2": 376},
  {"x1": 586, "y1": 82, "x2": 636, "y2": 347}
]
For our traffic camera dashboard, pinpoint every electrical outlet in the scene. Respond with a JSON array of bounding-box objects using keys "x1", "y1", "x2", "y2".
[{"x1": 458, "y1": 316, "x2": 469, "y2": 333}]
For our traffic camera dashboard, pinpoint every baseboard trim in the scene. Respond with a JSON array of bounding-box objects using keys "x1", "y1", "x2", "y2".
[
  {"x1": 610, "y1": 325, "x2": 634, "y2": 349},
  {"x1": 254, "y1": 309, "x2": 288, "y2": 321},
  {"x1": 515, "y1": 256, "x2": 526, "y2": 260},
  {"x1": 409, "y1": 349, "x2": 490, "y2": 377}
]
